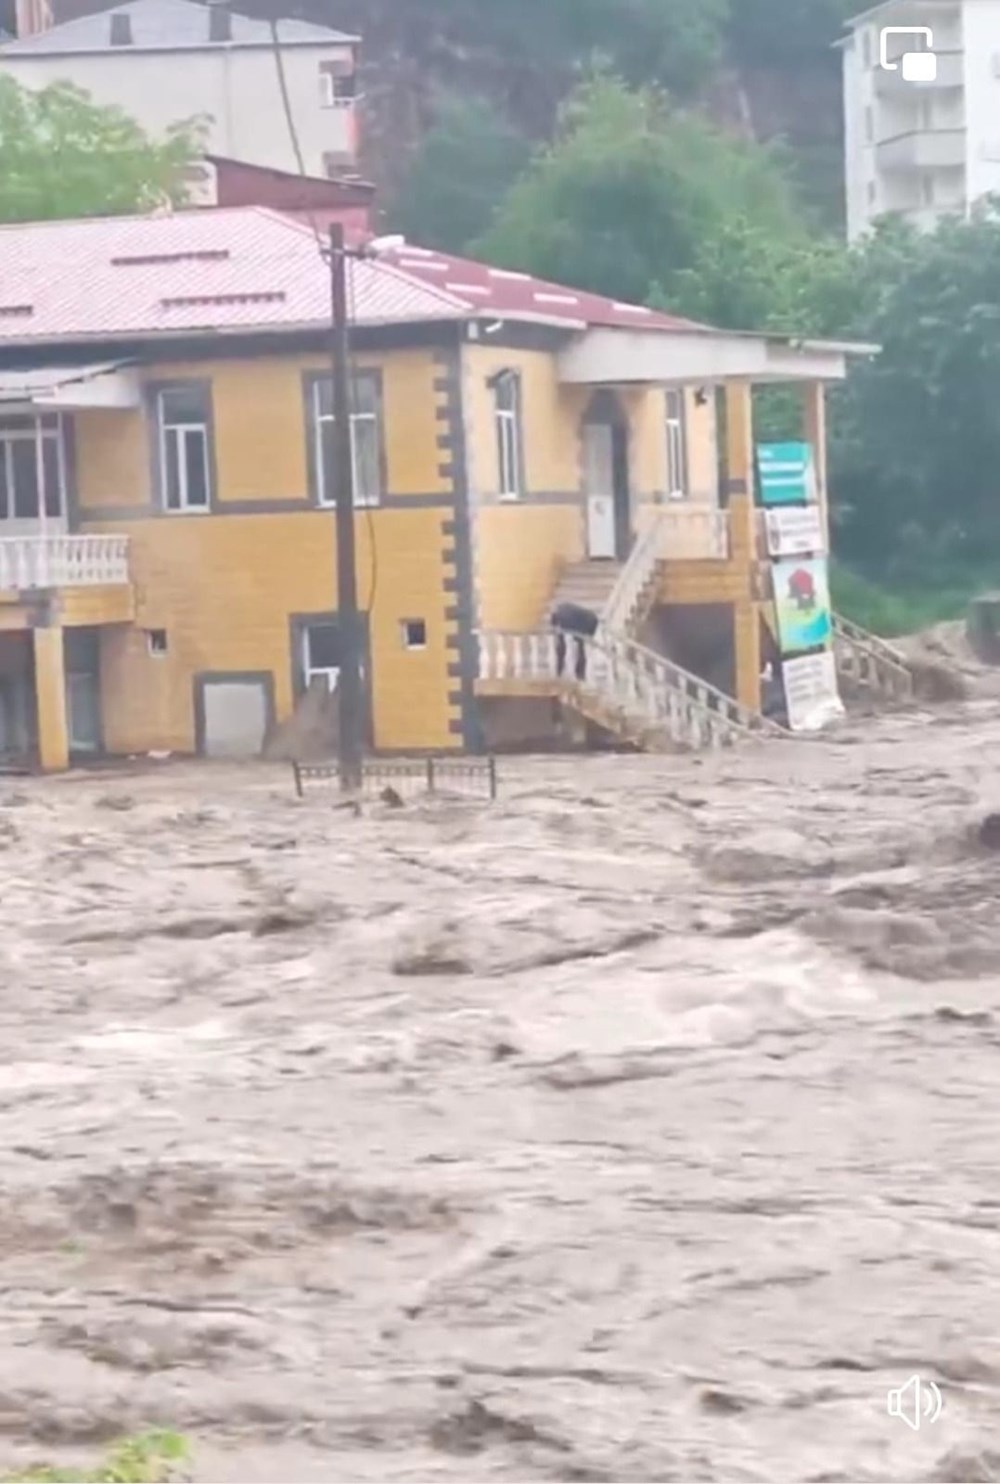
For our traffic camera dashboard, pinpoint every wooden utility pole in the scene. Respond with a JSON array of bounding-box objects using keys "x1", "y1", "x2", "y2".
[{"x1": 328, "y1": 223, "x2": 364, "y2": 792}]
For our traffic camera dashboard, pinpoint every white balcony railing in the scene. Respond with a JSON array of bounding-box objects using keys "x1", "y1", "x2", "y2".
[{"x1": 0, "y1": 535, "x2": 130, "y2": 591}]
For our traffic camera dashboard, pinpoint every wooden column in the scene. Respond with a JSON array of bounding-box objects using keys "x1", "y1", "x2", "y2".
[
  {"x1": 33, "y1": 624, "x2": 69, "y2": 772},
  {"x1": 726, "y1": 380, "x2": 761, "y2": 710},
  {"x1": 802, "y1": 381, "x2": 829, "y2": 550}
]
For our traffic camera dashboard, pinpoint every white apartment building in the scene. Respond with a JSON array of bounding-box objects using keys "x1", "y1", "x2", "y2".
[
  {"x1": 0, "y1": 0, "x2": 360, "y2": 179},
  {"x1": 841, "y1": 0, "x2": 1000, "y2": 239}
]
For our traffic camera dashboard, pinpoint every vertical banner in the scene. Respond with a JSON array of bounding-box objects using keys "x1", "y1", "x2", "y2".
[
  {"x1": 756, "y1": 442, "x2": 817, "y2": 507},
  {"x1": 773, "y1": 557, "x2": 833, "y2": 654}
]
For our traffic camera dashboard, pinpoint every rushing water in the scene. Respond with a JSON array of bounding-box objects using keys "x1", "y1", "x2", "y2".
[{"x1": 2, "y1": 707, "x2": 1000, "y2": 1481}]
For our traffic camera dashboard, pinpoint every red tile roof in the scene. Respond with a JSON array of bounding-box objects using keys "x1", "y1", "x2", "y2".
[
  {"x1": 0, "y1": 204, "x2": 709, "y2": 347},
  {"x1": 374, "y1": 243, "x2": 708, "y2": 334}
]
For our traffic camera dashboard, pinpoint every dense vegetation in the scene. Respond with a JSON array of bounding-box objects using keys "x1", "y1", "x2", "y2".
[
  {"x1": 2, "y1": 0, "x2": 998, "y2": 628},
  {"x1": 383, "y1": 0, "x2": 1000, "y2": 630}
]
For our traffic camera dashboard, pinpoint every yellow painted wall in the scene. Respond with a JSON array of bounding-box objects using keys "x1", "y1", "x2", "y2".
[
  {"x1": 92, "y1": 507, "x2": 457, "y2": 754},
  {"x1": 71, "y1": 347, "x2": 460, "y2": 754},
  {"x1": 463, "y1": 343, "x2": 589, "y2": 497},
  {"x1": 475, "y1": 506, "x2": 584, "y2": 630}
]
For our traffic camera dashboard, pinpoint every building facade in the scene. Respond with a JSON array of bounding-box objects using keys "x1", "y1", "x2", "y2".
[
  {"x1": 0, "y1": 207, "x2": 857, "y2": 770},
  {"x1": 842, "y1": 0, "x2": 1000, "y2": 239},
  {"x1": 0, "y1": 0, "x2": 360, "y2": 179}
]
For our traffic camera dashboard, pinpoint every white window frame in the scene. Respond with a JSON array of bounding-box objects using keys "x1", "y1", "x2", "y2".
[
  {"x1": 319, "y1": 65, "x2": 356, "y2": 110},
  {"x1": 303, "y1": 627, "x2": 340, "y2": 694},
  {"x1": 313, "y1": 373, "x2": 382, "y2": 509},
  {"x1": 494, "y1": 371, "x2": 522, "y2": 500},
  {"x1": 665, "y1": 388, "x2": 687, "y2": 500},
  {"x1": 0, "y1": 413, "x2": 67, "y2": 524},
  {"x1": 158, "y1": 388, "x2": 211, "y2": 513}
]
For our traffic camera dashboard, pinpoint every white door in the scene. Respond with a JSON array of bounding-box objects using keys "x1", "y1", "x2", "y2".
[
  {"x1": 583, "y1": 423, "x2": 616, "y2": 559},
  {"x1": 201, "y1": 679, "x2": 270, "y2": 758}
]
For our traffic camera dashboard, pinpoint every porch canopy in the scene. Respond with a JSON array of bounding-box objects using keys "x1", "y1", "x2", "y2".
[
  {"x1": 0, "y1": 360, "x2": 141, "y2": 411},
  {"x1": 557, "y1": 327, "x2": 877, "y2": 386}
]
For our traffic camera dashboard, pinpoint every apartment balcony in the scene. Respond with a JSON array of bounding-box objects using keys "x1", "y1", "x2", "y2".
[
  {"x1": 877, "y1": 128, "x2": 966, "y2": 170},
  {"x1": 0, "y1": 535, "x2": 131, "y2": 596},
  {"x1": 873, "y1": 48, "x2": 964, "y2": 94}
]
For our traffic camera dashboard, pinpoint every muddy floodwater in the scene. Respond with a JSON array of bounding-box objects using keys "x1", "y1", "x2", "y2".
[{"x1": 4, "y1": 705, "x2": 1000, "y2": 1482}]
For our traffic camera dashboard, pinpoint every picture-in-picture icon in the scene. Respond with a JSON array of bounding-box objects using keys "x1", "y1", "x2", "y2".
[{"x1": 879, "y1": 26, "x2": 938, "y2": 81}]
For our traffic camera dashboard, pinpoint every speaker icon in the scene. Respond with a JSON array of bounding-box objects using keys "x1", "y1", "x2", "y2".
[{"x1": 887, "y1": 1375, "x2": 943, "y2": 1430}]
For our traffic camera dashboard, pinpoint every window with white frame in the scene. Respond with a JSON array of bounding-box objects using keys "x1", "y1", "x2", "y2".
[
  {"x1": 0, "y1": 414, "x2": 66, "y2": 522},
  {"x1": 313, "y1": 372, "x2": 383, "y2": 507},
  {"x1": 157, "y1": 384, "x2": 212, "y2": 512},
  {"x1": 493, "y1": 370, "x2": 522, "y2": 499},
  {"x1": 319, "y1": 63, "x2": 357, "y2": 108},
  {"x1": 303, "y1": 623, "x2": 342, "y2": 694},
  {"x1": 665, "y1": 389, "x2": 687, "y2": 499}
]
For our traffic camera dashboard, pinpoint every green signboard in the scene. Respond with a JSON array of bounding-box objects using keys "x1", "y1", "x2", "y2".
[{"x1": 756, "y1": 442, "x2": 816, "y2": 507}]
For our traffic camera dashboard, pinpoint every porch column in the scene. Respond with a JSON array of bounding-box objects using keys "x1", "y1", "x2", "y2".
[
  {"x1": 724, "y1": 380, "x2": 756, "y2": 560},
  {"x1": 33, "y1": 625, "x2": 69, "y2": 772},
  {"x1": 802, "y1": 381, "x2": 829, "y2": 549},
  {"x1": 734, "y1": 603, "x2": 762, "y2": 713}
]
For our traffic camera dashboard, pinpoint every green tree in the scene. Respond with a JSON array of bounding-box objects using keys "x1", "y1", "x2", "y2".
[
  {"x1": 390, "y1": 94, "x2": 532, "y2": 253},
  {"x1": 726, "y1": 0, "x2": 855, "y2": 64},
  {"x1": 430, "y1": 0, "x2": 729, "y2": 94},
  {"x1": 830, "y1": 208, "x2": 1000, "y2": 576},
  {"x1": 476, "y1": 74, "x2": 801, "y2": 305},
  {"x1": 0, "y1": 78, "x2": 204, "y2": 222}
]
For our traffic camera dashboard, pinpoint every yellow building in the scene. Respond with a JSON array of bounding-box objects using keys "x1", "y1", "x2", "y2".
[{"x1": 0, "y1": 207, "x2": 867, "y2": 770}]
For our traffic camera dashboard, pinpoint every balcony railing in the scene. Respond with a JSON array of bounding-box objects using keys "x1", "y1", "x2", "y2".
[
  {"x1": 876, "y1": 128, "x2": 965, "y2": 171},
  {"x1": 0, "y1": 535, "x2": 130, "y2": 591}
]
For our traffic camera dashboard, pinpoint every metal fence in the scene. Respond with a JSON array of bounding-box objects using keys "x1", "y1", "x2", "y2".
[{"x1": 292, "y1": 755, "x2": 498, "y2": 801}]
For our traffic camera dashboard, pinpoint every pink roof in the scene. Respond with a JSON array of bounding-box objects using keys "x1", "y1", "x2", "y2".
[
  {"x1": 0, "y1": 204, "x2": 707, "y2": 347},
  {"x1": 0, "y1": 208, "x2": 466, "y2": 345}
]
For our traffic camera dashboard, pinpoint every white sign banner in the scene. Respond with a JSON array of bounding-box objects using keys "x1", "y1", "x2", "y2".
[
  {"x1": 782, "y1": 649, "x2": 844, "y2": 733},
  {"x1": 765, "y1": 505, "x2": 825, "y2": 558}
]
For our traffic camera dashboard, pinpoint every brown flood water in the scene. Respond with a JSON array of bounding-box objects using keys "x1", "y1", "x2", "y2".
[{"x1": 3, "y1": 703, "x2": 1000, "y2": 1482}]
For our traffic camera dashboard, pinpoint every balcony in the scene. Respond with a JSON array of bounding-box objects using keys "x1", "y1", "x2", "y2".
[
  {"x1": 877, "y1": 128, "x2": 965, "y2": 170},
  {"x1": 0, "y1": 535, "x2": 130, "y2": 594},
  {"x1": 874, "y1": 48, "x2": 964, "y2": 94}
]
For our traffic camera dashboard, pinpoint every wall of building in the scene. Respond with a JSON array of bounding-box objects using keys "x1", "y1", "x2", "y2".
[
  {"x1": 961, "y1": 0, "x2": 1000, "y2": 203},
  {"x1": 73, "y1": 347, "x2": 461, "y2": 755},
  {"x1": 0, "y1": 42, "x2": 357, "y2": 176},
  {"x1": 462, "y1": 341, "x2": 719, "y2": 632}
]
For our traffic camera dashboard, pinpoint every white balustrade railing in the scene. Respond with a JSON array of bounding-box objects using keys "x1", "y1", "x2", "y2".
[
  {"x1": 832, "y1": 613, "x2": 913, "y2": 700},
  {"x1": 477, "y1": 627, "x2": 781, "y2": 750},
  {"x1": 603, "y1": 505, "x2": 731, "y2": 637},
  {"x1": 477, "y1": 629, "x2": 559, "y2": 684},
  {"x1": 0, "y1": 535, "x2": 130, "y2": 591},
  {"x1": 602, "y1": 509, "x2": 665, "y2": 633}
]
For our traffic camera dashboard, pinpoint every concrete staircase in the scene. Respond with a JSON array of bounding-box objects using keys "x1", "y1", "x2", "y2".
[
  {"x1": 832, "y1": 613, "x2": 915, "y2": 703},
  {"x1": 478, "y1": 629, "x2": 784, "y2": 753},
  {"x1": 550, "y1": 559, "x2": 623, "y2": 617}
]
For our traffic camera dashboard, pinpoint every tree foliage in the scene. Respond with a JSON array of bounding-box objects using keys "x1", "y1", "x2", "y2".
[
  {"x1": 475, "y1": 75, "x2": 800, "y2": 304},
  {"x1": 390, "y1": 94, "x2": 531, "y2": 252},
  {"x1": 0, "y1": 78, "x2": 204, "y2": 223},
  {"x1": 425, "y1": 0, "x2": 730, "y2": 94}
]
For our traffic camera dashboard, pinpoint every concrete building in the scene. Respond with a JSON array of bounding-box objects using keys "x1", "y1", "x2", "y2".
[
  {"x1": 0, "y1": 208, "x2": 861, "y2": 770},
  {"x1": 841, "y1": 0, "x2": 1000, "y2": 239},
  {"x1": 0, "y1": 0, "x2": 360, "y2": 179}
]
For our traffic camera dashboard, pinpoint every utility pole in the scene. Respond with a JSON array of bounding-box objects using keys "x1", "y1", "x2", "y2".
[{"x1": 328, "y1": 222, "x2": 364, "y2": 792}]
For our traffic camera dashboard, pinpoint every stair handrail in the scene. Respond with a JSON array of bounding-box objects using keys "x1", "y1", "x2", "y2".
[
  {"x1": 585, "y1": 630, "x2": 783, "y2": 739},
  {"x1": 832, "y1": 611, "x2": 909, "y2": 669},
  {"x1": 476, "y1": 627, "x2": 784, "y2": 748},
  {"x1": 601, "y1": 510, "x2": 666, "y2": 633}
]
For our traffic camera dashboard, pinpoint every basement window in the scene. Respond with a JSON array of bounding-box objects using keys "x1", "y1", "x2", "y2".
[
  {"x1": 401, "y1": 618, "x2": 427, "y2": 650},
  {"x1": 146, "y1": 629, "x2": 168, "y2": 656}
]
